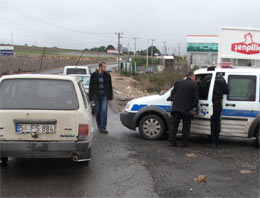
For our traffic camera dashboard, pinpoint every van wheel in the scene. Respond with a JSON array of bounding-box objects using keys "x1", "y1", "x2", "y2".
[
  {"x1": 139, "y1": 114, "x2": 165, "y2": 140},
  {"x1": 1, "y1": 157, "x2": 8, "y2": 165},
  {"x1": 256, "y1": 127, "x2": 260, "y2": 148}
]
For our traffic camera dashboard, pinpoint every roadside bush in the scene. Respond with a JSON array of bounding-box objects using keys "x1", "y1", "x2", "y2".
[{"x1": 133, "y1": 66, "x2": 188, "y2": 93}]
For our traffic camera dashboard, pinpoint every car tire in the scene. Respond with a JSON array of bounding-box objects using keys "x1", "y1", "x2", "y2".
[
  {"x1": 1, "y1": 157, "x2": 8, "y2": 165},
  {"x1": 139, "y1": 114, "x2": 165, "y2": 140},
  {"x1": 256, "y1": 126, "x2": 260, "y2": 148},
  {"x1": 91, "y1": 105, "x2": 95, "y2": 115}
]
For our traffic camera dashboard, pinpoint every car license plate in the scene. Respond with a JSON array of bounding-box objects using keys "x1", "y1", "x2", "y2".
[{"x1": 16, "y1": 124, "x2": 55, "y2": 133}]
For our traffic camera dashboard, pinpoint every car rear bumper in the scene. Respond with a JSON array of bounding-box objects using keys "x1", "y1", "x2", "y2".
[
  {"x1": 120, "y1": 111, "x2": 136, "y2": 130},
  {"x1": 0, "y1": 140, "x2": 91, "y2": 160}
]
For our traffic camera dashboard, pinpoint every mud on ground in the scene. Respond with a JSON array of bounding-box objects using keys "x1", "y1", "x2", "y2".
[{"x1": 110, "y1": 72, "x2": 150, "y2": 112}]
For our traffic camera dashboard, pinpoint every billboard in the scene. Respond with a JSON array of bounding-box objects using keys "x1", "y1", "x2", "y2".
[
  {"x1": 0, "y1": 46, "x2": 14, "y2": 56},
  {"x1": 187, "y1": 43, "x2": 218, "y2": 52},
  {"x1": 218, "y1": 27, "x2": 260, "y2": 61}
]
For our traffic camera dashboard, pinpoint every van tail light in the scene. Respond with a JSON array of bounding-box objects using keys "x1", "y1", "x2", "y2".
[{"x1": 78, "y1": 124, "x2": 89, "y2": 136}]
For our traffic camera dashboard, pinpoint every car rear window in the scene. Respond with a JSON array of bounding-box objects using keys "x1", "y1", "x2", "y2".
[
  {"x1": 0, "y1": 79, "x2": 79, "y2": 110},
  {"x1": 66, "y1": 68, "x2": 87, "y2": 75}
]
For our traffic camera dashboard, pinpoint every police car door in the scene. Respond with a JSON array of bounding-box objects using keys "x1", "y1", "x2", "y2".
[
  {"x1": 222, "y1": 73, "x2": 259, "y2": 137},
  {"x1": 191, "y1": 72, "x2": 216, "y2": 135}
]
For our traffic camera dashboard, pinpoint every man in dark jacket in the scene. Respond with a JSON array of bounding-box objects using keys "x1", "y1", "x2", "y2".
[
  {"x1": 201, "y1": 70, "x2": 229, "y2": 147},
  {"x1": 167, "y1": 71, "x2": 199, "y2": 147},
  {"x1": 89, "y1": 62, "x2": 113, "y2": 134}
]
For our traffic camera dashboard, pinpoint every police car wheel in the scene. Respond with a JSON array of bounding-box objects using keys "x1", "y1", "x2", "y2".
[
  {"x1": 256, "y1": 127, "x2": 260, "y2": 148},
  {"x1": 139, "y1": 114, "x2": 165, "y2": 140}
]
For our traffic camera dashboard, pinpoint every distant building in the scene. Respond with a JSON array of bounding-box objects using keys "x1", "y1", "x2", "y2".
[
  {"x1": 0, "y1": 46, "x2": 14, "y2": 56},
  {"x1": 107, "y1": 49, "x2": 118, "y2": 54},
  {"x1": 186, "y1": 35, "x2": 218, "y2": 68}
]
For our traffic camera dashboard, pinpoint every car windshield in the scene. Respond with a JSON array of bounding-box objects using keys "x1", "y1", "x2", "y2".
[
  {"x1": 67, "y1": 68, "x2": 87, "y2": 75},
  {"x1": 0, "y1": 79, "x2": 79, "y2": 110},
  {"x1": 79, "y1": 76, "x2": 90, "y2": 86}
]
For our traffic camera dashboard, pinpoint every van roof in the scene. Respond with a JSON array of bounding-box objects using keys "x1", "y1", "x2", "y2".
[
  {"x1": 195, "y1": 67, "x2": 260, "y2": 74},
  {"x1": 0, "y1": 74, "x2": 77, "y2": 81},
  {"x1": 64, "y1": 65, "x2": 89, "y2": 69}
]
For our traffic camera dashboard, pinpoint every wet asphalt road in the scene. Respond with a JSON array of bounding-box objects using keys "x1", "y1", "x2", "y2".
[
  {"x1": 1, "y1": 66, "x2": 260, "y2": 197},
  {"x1": 1, "y1": 107, "x2": 259, "y2": 197}
]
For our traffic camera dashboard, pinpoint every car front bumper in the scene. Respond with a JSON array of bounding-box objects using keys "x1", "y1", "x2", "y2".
[
  {"x1": 0, "y1": 140, "x2": 91, "y2": 160},
  {"x1": 120, "y1": 111, "x2": 136, "y2": 130}
]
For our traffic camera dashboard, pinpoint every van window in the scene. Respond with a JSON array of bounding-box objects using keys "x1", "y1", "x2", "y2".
[
  {"x1": 67, "y1": 68, "x2": 87, "y2": 75},
  {"x1": 0, "y1": 79, "x2": 79, "y2": 110},
  {"x1": 196, "y1": 74, "x2": 212, "y2": 100},
  {"x1": 228, "y1": 75, "x2": 256, "y2": 101}
]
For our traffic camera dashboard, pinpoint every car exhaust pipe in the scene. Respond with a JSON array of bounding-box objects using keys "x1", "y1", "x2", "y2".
[{"x1": 72, "y1": 154, "x2": 79, "y2": 162}]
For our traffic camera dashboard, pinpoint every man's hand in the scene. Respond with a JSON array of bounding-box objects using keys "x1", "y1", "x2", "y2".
[{"x1": 189, "y1": 110, "x2": 195, "y2": 116}]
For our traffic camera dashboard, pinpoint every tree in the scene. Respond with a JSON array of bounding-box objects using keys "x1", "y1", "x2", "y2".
[
  {"x1": 90, "y1": 47, "x2": 99, "y2": 52},
  {"x1": 147, "y1": 46, "x2": 161, "y2": 56},
  {"x1": 98, "y1": 46, "x2": 106, "y2": 52},
  {"x1": 106, "y1": 45, "x2": 115, "y2": 51}
]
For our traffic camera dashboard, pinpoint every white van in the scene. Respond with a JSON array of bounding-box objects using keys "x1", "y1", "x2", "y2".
[
  {"x1": 63, "y1": 66, "x2": 91, "y2": 76},
  {"x1": 0, "y1": 74, "x2": 94, "y2": 164},
  {"x1": 120, "y1": 67, "x2": 260, "y2": 147}
]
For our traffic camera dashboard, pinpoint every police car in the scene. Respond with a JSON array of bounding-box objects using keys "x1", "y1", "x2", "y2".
[{"x1": 120, "y1": 67, "x2": 260, "y2": 147}]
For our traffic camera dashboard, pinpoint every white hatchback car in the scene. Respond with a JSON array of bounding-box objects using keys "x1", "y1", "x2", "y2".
[{"x1": 0, "y1": 74, "x2": 94, "y2": 164}]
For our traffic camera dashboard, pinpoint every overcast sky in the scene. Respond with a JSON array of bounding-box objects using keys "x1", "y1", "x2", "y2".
[{"x1": 0, "y1": 0, "x2": 259, "y2": 54}]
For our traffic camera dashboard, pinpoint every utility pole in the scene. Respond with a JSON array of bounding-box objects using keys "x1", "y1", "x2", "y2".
[
  {"x1": 151, "y1": 39, "x2": 155, "y2": 65},
  {"x1": 146, "y1": 40, "x2": 149, "y2": 67},
  {"x1": 76, "y1": 48, "x2": 86, "y2": 65},
  {"x1": 178, "y1": 43, "x2": 181, "y2": 56},
  {"x1": 163, "y1": 42, "x2": 167, "y2": 55},
  {"x1": 40, "y1": 47, "x2": 46, "y2": 70},
  {"x1": 115, "y1": 32, "x2": 123, "y2": 73},
  {"x1": 11, "y1": 33, "x2": 13, "y2": 45},
  {"x1": 127, "y1": 42, "x2": 130, "y2": 56},
  {"x1": 132, "y1": 37, "x2": 139, "y2": 61}
]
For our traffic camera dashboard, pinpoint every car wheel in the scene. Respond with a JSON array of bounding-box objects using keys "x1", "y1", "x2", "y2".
[
  {"x1": 1, "y1": 157, "x2": 8, "y2": 165},
  {"x1": 256, "y1": 126, "x2": 260, "y2": 148},
  {"x1": 139, "y1": 114, "x2": 165, "y2": 140}
]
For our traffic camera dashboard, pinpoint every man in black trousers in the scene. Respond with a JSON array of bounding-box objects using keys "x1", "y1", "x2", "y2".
[
  {"x1": 167, "y1": 71, "x2": 199, "y2": 147},
  {"x1": 201, "y1": 68, "x2": 229, "y2": 147},
  {"x1": 89, "y1": 61, "x2": 113, "y2": 134}
]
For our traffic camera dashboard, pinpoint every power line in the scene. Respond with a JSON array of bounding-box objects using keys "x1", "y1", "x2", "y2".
[{"x1": 0, "y1": 2, "x2": 114, "y2": 35}]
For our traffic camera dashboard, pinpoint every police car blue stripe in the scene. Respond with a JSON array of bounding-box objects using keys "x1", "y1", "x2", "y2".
[
  {"x1": 131, "y1": 104, "x2": 259, "y2": 118},
  {"x1": 131, "y1": 104, "x2": 147, "y2": 111},
  {"x1": 222, "y1": 109, "x2": 259, "y2": 118}
]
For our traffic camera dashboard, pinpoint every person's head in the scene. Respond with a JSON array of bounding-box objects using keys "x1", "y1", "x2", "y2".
[
  {"x1": 98, "y1": 61, "x2": 107, "y2": 73},
  {"x1": 186, "y1": 71, "x2": 195, "y2": 81}
]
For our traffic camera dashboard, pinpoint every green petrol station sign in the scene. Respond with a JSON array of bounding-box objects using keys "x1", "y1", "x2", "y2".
[{"x1": 187, "y1": 43, "x2": 218, "y2": 52}]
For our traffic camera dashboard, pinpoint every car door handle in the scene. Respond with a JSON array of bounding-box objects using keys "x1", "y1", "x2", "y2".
[
  {"x1": 200, "y1": 104, "x2": 209, "y2": 107},
  {"x1": 225, "y1": 104, "x2": 236, "y2": 107}
]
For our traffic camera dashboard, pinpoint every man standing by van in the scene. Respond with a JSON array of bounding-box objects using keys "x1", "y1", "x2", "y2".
[
  {"x1": 89, "y1": 62, "x2": 113, "y2": 134},
  {"x1": 167, "y1": 72, "x2": 199, "y2": 147},
  {"x1": 202, "y1": 69, "x2": 229, "y2": 147}
]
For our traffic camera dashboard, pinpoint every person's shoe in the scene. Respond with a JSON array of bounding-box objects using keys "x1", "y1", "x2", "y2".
[
  {"x1": 100, "y1": 129, "x2": 108, "y2": 134},
  {"x1": 169, "y1": 142, "x2": 178, "y2": 147}
]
